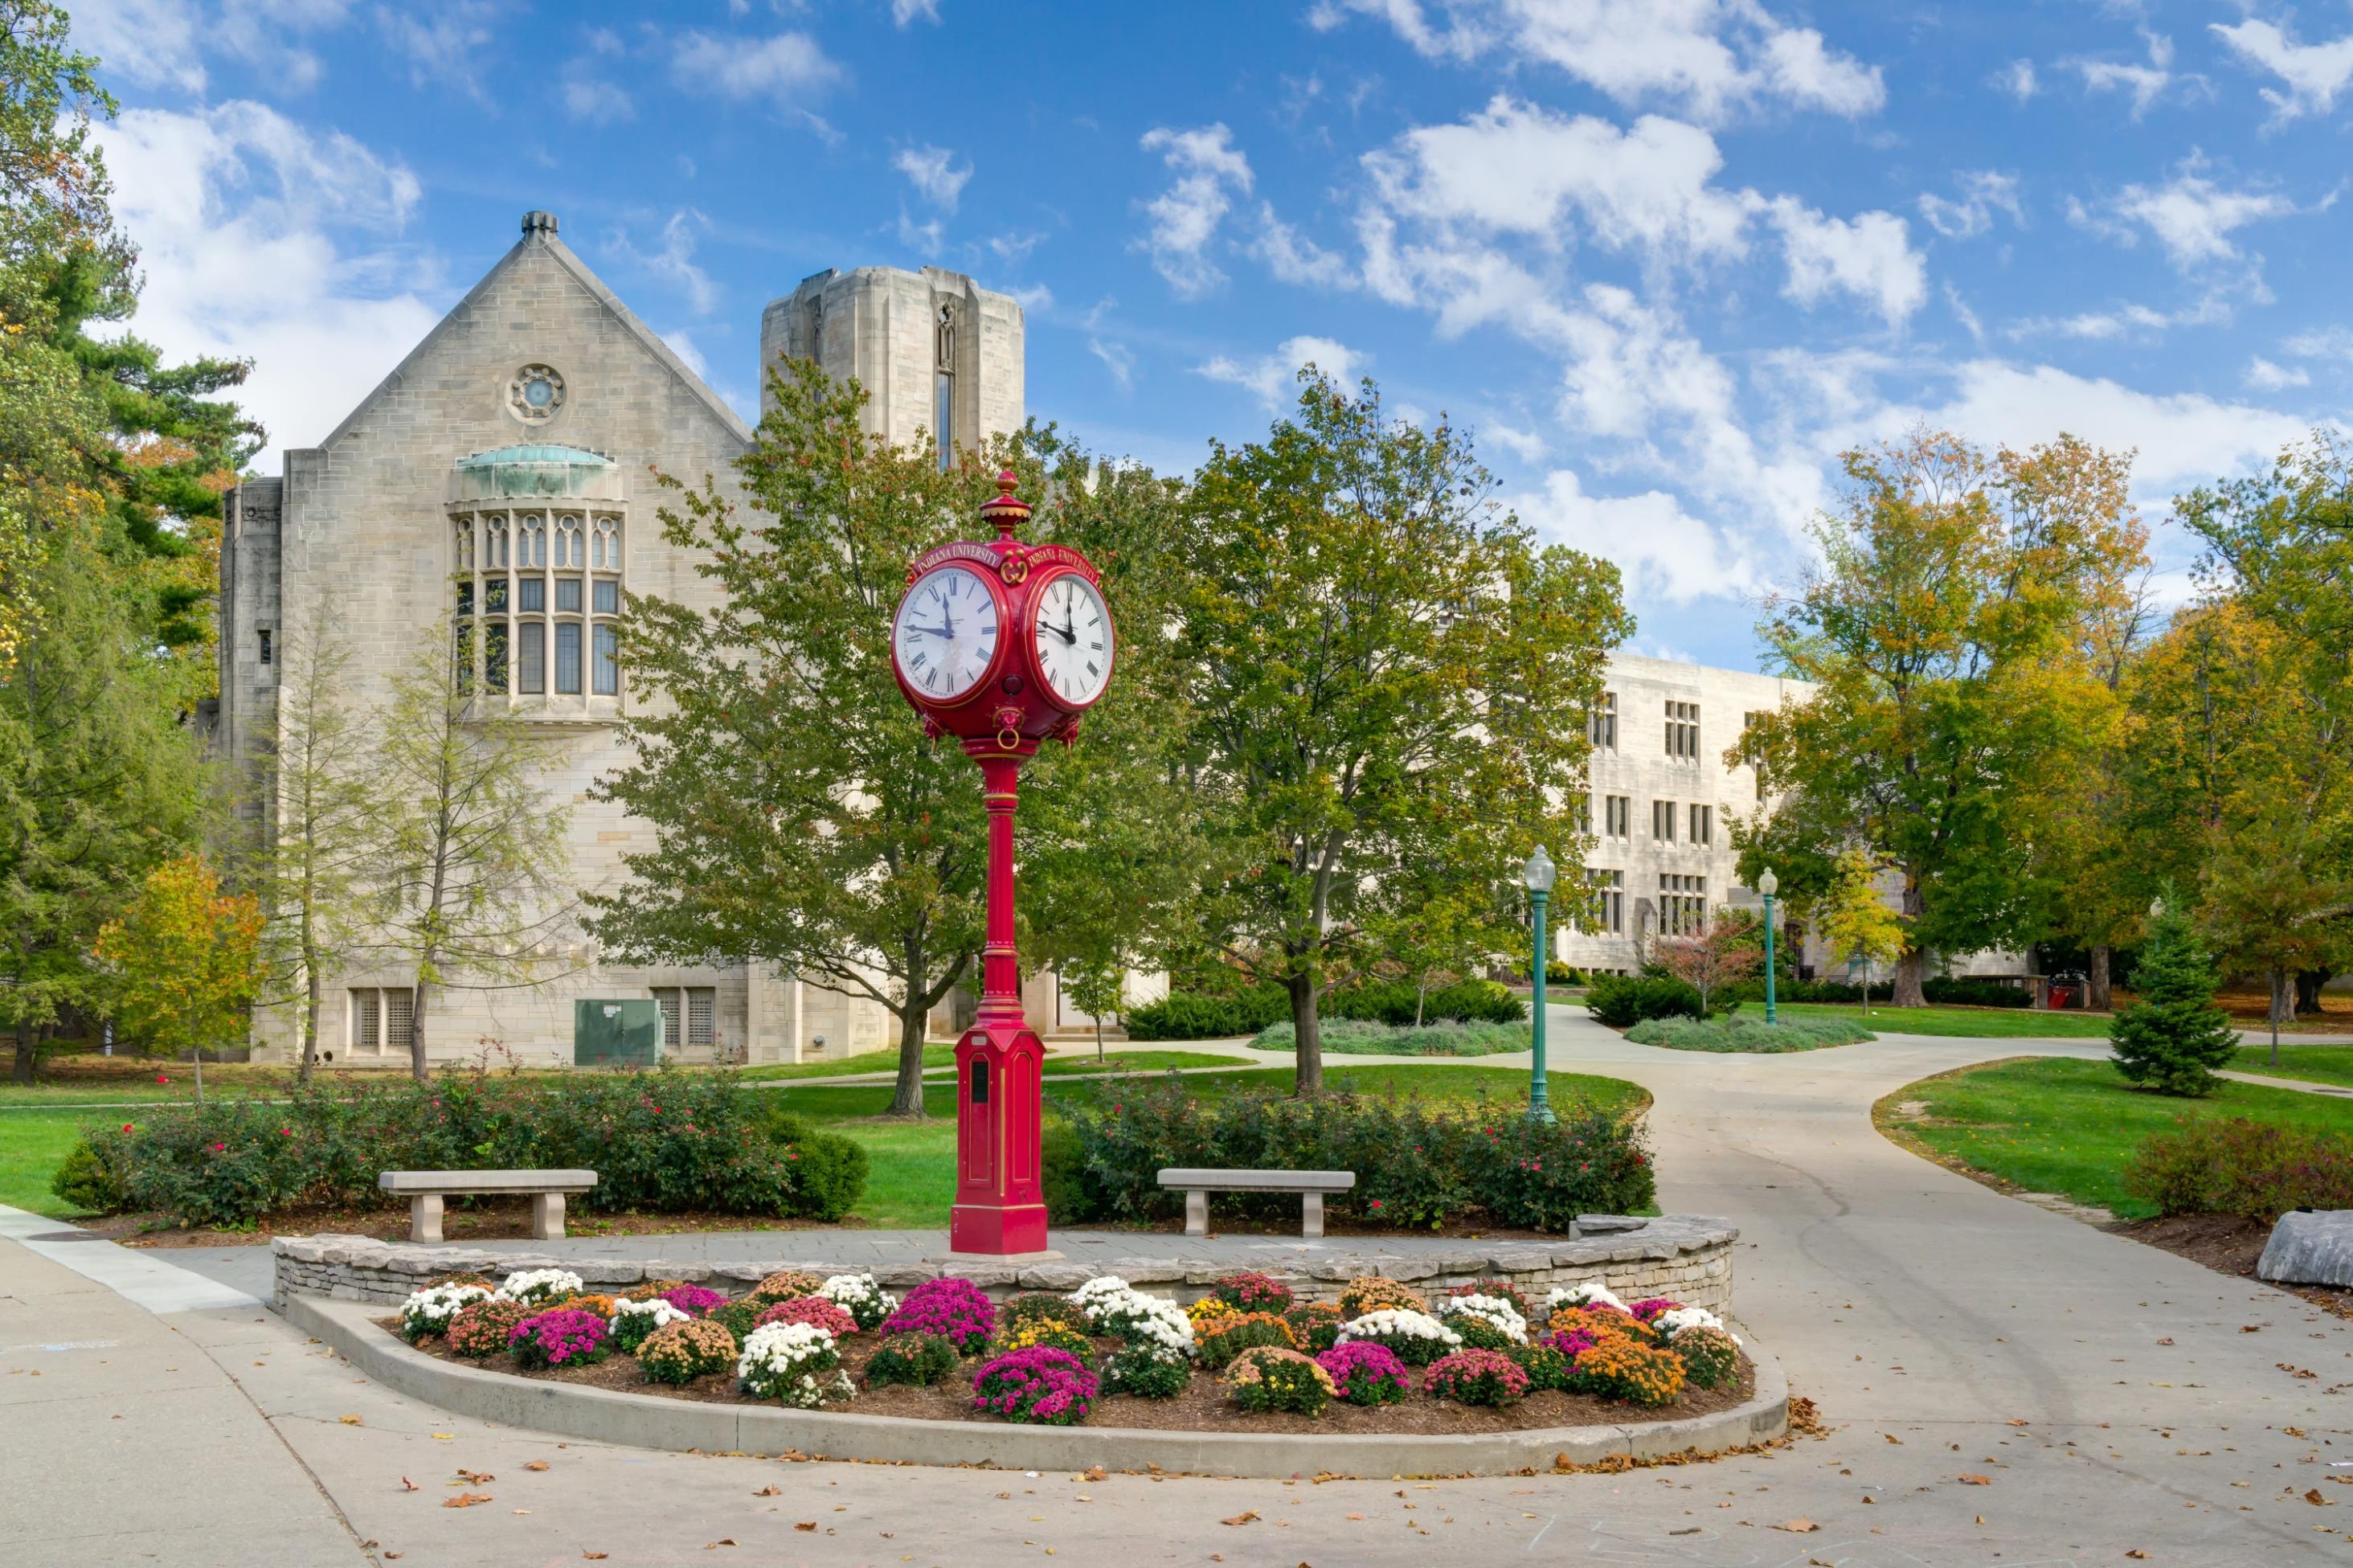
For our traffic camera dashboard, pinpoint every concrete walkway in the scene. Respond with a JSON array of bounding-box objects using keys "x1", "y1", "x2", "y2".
[{"x1": 9, "y1": 1013, "x2": 2353, "y2": 1563}]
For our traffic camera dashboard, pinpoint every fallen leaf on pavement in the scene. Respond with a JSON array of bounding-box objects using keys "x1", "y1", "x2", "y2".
[
  {"x1": 1084, "y1": 1465, "x2": 1107, "y2": 1481},
  {"x1": 399, "y1": 1477, "x2": 419, "y2": 1492},
  {"x1": 704, "y1": 1541, "x2": 736, "y2": 1550},
  {"x1": 441, "y1": 1493, "x2": 492, "y2": 1509},
  {"x1": 525, "y1": 1461, "x2": 550, "y2": 1472},
  {"x1": 1861, "y1": 1496, "x2": 1876, "y2": 1505},
  {"x1": 1346, "y1": 1513, "x2": 1364, "y2": 1521},
  {"x1": 1961, "y1": 1474, "x2": 1992, "y2": 1485},
  {"x1": 339, "y1": 1414, "x2": 363, "y2": 1426},
  {"x1": 1884, "y1": 1434, "x2": 1902, "y2": 1444},
  {"x1": 1222, "y1": 1511, "x2": 1261, "y2": 1526},
  {"x1": 755, "y1": 1486, "x2": 780, "y2": 1496},
  {"x1": 2242, "y1": 1324, "x2": 2262, "y2": 1333},
  {"x1": 1772, "y1": 1519, "x2": 1819, "y2": 1533},
  {"x1": 457, "y1": 1469, "x2": 493, "y2": 1484},
  {"x1": 2126, "y1": 1552, "x2": 2147, "y2": 1560},
  {"x1": 583, "y1": 1556, "x2": 607, "y2": 1562},
  {"x1": 431, "y1": 1433, "x2": 452, "y2": 1440},
  {"x1": 2309, "y1": 1489, "x2": 2335, "y2": 1506},
  {"x1": 794, "y1": 1521, "x2": 816, "y2": 1531},
  {"x1": 2281, "y1": 1365, "x2": 2319, "y2": 1380}
]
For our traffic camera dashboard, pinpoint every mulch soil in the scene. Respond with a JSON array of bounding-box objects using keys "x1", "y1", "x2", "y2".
[
  {"x1": 2110, "y1": 1212, "x2": 2353, "y2": 1319},
  {"x1": 392, "y1": 1318, "x2": 1754, "y2": 1436}
]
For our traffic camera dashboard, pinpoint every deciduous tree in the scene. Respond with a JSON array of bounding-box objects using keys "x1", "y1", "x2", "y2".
[
  {"x1": 92, "y1": 853, "x2": 261, "y2": 1103},
  {"x1": 1176, "y1": 373, "x2": 1631, "y2": 1093},
  {"x1": 1652, "y1": 911, "x2": 1762, "y2": 1017},
  {"x1": 1819, "y1": 849, "x2": 1908, "y2": 1011}
]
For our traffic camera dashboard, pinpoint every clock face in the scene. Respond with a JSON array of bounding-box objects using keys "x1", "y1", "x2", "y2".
[
  {"x1": 893, "y1": 566, "x2": 1001, "y2": 702},
  {"x1": 1030, "y1": 572, "x2": 1112, "y2": 707}
]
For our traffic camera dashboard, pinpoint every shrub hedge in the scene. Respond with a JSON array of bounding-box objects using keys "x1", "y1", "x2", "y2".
[
  {"x1": 1053, "y1": 1078, "x2": 1652, "y2": 1232},
  {"x1": 60, "y1": 1069, "x2": 865, "y2": 1230},
  {"x1": 1126, "y1": 977, "x2": 1524, "y2": 1041},
  {"x1": 1623, "y1": 1015, "x2": 1874, "y2": 1052},
  {"x1": 2126, "y1": 1117, "x2": 2353, "y2": 1223},
  {"x1": 1250, "y1": 1018, "x2": 1528, "y2": 1057},
  {"x1": 1584, "y1": 974, "x2": 1703, "y2": 1027}
]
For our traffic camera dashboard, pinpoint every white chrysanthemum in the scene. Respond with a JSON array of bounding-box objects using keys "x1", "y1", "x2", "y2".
[
  {"x1": 399, "y1": 1283, "x2": 490, "y2": 1336},
  {"x1": 1068, "y1": 1277, "x2": 1192, "y2": 1348},
  {"x1": 1545, "y1": 1280, "x2": 1626, "y2": 1314},
  {"x1": 1655, "y1": 1305, "x2": 1739, "y2": 1345},
  {"x1": 816, "y1": 1272, "x2": 898, "y2": 1325},
  {"x1": 610, "y1": 1297, "x2": 688, "y2": 1332},
  {"x1": 1336, "y1": 1308, "x2": 1461, "y2": 1348},
  {"x1": 739, "y1": 1320, "x2": 843, "y2": 1409},
  {"x1": 1069, "y1": 1276, "x2": 1136, "y2": 1317},
  {"x1": 1435, "y1": 1293, "x2": 1528, "y2": 1343},
  {"x1": 497, "y1": 1267, "x2": 585, "y2": 1304}
]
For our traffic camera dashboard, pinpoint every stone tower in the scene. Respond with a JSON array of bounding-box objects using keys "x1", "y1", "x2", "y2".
[{"x1": 761, "y1": 266, "x2": 1025, "y2": 456}]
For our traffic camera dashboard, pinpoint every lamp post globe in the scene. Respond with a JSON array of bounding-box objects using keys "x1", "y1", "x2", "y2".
[
  {"x1": 1758, "y1": 866, "x2": 1779, "y2": 1026},
  {"x1": 1524, "y1": 845, "x2": 1557, "y2": 1125},
  {"x1": 889, "y1": 473, "x2": 1115, "y2": 1259}
]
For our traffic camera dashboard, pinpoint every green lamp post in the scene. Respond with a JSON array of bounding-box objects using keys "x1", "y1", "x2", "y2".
[
  {"x1": 1758, "y1": 865, "x2": 1779, "y2": 1026},
  {"x1": 1524, "y1": 845, "x2": 1557, "y2": 1124}
]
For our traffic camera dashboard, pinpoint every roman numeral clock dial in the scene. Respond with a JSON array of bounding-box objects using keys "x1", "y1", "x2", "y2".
[
  {"x1": 1030, "y1": 573, "x2": 1111, "y2": 707},
  {"x1": 891, "y1": 565, "x2": 1000, "y2": 701}
]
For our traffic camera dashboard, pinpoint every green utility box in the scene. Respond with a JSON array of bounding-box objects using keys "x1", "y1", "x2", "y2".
[{"x1": 573, "y1": 998, "x2": 661, "y2": 1067}]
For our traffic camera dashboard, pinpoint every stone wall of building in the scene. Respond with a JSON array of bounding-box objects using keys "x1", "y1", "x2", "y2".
[{"x1": 271, "y1": 1215, "x2": 1738, "y2": 1316}]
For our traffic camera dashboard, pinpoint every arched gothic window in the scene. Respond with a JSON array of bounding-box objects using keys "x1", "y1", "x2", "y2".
[
  {"x1": 591, "y1": 516, "x2": 620, "y2": 570},
  {"x1": 554, "y1": 516, "x2": 583, "y2": 569},
  {"x1": 485, "y1": 517, "x2": 509, "y2": 568},
  {"x1": 519, "y1": 514, "x2": 545, "y2": 567}
]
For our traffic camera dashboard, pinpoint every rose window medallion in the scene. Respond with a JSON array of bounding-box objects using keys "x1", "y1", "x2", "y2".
[{"x1": 508, "y1": 364, "x2": 566, "y2": 424}]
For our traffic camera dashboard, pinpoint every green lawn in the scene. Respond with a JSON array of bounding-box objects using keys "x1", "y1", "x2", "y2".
[
  {"x1": 1776, "y1": 1001, "x2": 2114, "y2": 1038},
  {"x1": 0, "y1": 1111, "x2": 89, "y2": 1217},
  {"x1": 735, "y1": 1046, "x2": 961, "y2": 1083},
  {"x1": 2227, "y1": 1043, "x2": 2353, "y2": 1088},
  {"x1": 1880, "y1": 1055, "x2": 2353, "y2": 1218}
]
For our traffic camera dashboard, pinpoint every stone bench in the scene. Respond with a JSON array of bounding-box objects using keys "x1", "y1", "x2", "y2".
[
  {"x1": 1157, "y1": 1168, "x2": 1355, "y2": 1239},
  {"x1": 378, "y1": 1169, "x2": 599, "y2": 1243}
]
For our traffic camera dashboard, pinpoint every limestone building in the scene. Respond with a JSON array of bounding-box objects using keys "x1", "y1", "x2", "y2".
[{"x1": 219, "y1": 211, "x2": 1029, "y2": 1067}]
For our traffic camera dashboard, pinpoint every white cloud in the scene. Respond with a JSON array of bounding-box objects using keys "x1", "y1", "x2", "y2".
[
  {"x1": 1088, "y1": 336, "x2": 1135, "y2": 394},
  {"x1": 562, "y1": 27, "x2": 631, "y2": 121},
  {"x1": 2069, "y1": 30, "x2": 2204, "y2": 120},
  {"x1": 1483, "y1": 420, "x2": 1547, "y2": 462},
  {"x1": 1365, "y1": 96, "x2": 1751, "y2": 268},
  {"x1": 1254, "y1": 206, "x2": 1356, "y2": 289},
  {"x1": 896, "y1": 209, "x2": 943, "y2": 257},
  {"x1": 1196, "y1": 334, "x2": 1364, "y2": 407},
  {"x1": 609, "y1": 210, "x2": 717, "y2": 314},
  {"x1": 1511, "y1": 468, "x2": 1754, "y2": 601},
  {"x1": 2245, "y1": 355, "x2": 2310, "y2": 391},
  {"x1": 672, "y1": 30, "x2": 840, "y2": 102},
  {"x1": 892, "y1": 0, "x2": 941, "y2": 25},
  {"x1": 661, "y1": 329, "x2": 710, "y2": 378},
  {"x1": 1317, "y1": 0, "x2": 1883, "y2": 122},
  {"x1": 1766, "y1": 199, "x2": 1926, "y2": 325},
  {"x1": 2212, "y1": 16, "x2": 2353, "y2": 125},
  {"x1": 1135, "y1": 124, "x2": 1252, "y2": 298},
  {"x1": 1919, "y1": 361, "x2": 2309, "y2": 489},
  {"x1": 1008, "y1": 282, "x2": 1053, "y2": 313},
  {"x1": 1994, "y1": 58, "x2": 2037, "y2": 103},
  {"x1": 1916, "y1": 170, "x2": 2021, "y2": 240},
  {"x1": 2009, "y1": 294, "x2": 2230, "y2": 342},
  {"x1": 71, "y1": 0, "x2": 207, "y2": 91},
  {"x1": 90, "y1": 100, "x2": 440, "y2": 472},
  {"x1": 2080, "y1": 156, "x2": 2297, "y2": 269},
  {"x1": 894, "y1": 145, "x2": 971, "y2": 211},
  {"x1": 374, "y1": 0, "x2": 497, "y2": 94},
  {"x1": 2286, "y1": 325, "x2": 2353, "y2": 358}
]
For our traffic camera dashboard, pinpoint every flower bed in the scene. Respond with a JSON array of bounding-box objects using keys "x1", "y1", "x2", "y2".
[{"x1": 379, "y1": 1267, "x2": 1755, "y2": 1439}]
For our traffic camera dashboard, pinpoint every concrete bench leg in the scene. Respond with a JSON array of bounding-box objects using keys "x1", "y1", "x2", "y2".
[
  {"x1": 1301, "y1": 1190, "x2": 1324, "y2": 1239},
  {"x1": 530, "y1": 1192, "x2": 567, "y2": 1241},
  {"x1": 409, "y1": 1193, "x2": 444, "y2": 1245},
  {"x1": 1185, "y1": 1189, "x2": 1209, "y2": 1238}
]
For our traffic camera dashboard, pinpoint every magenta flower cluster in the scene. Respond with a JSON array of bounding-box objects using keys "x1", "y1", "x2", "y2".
[
  {"x1": 970, "y1": 1345, "x2": 1096, "y2": 1426},
  {"x1": 1628, "y1": 1298, "x2": 1680, "y2": 1324},
  {"x1": 1316, "y1": 1341, "x2": 1410, "y2": 1405},
  {"x1": 755, "y1": 1296, "x2": 859, "y2": 1337},
  {"x1": 508, "y1": 1307, "x2": 609, "y2": 1368},
  {"x1": 882, "y1": 1278, "x2": 996, "y2": 1353},
  {"x1": 1424, "y1": 1348, "x2": 1530, "y2": 1404},
  {"x1": 1543, "y1": 1327, "x2": 1602, "y2": 1359},
  {"x1": 660, "y1": 1284, "x2": 728, "y2": 1317}
]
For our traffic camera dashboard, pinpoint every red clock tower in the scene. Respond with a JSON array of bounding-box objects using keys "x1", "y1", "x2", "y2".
[{"x1": 890, "y1": 473, "x2": 1115, "y2": 1257}]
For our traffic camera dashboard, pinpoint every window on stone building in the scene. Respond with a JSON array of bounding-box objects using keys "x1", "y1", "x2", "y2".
[
  {"x1": 1665, "y1": 701, "x2": 1700, "y2": 760},
  {"x1": 520, "y1": 515, "x2": 546, "y2": 568},
  {"x1": 519, "y1": 578, "x2": 544, "y2": 613},
  {"x1": 485, "y1": 622, "x2": 509, "y2": 691},
  {"x1": 257, "y1": 628, "x2": 272, "y2": 666},
  {"x1": 591, "y1": 515, "x2": 619, "y2": 570},
  {"x1": 1586, "y1": 869, "x2": 1625, "y2": 935},
  {"x1": 654, "y1": 987, "x2": 717, "y2": 1050},
  {"x1": 935, "y1": 302, "x2": 956, "y2": 472},
  {"x1": 1742, "y1": 710, "x2": 1769, "y2": 799},
  {"x1": 518, "y1": 620, "x2": 545, "y2": 694},
  {"x1": 1604, "y1": 794, "x2": 1631, "y2": 837},
  {"x1": 555, "y1": 621, "x2": 582, "y2": 694},
  {"x1": 555, "y1": 516, "x2": 583, "y2": 569},
  {"x1": 349, "y1": 988, "x2": 415, "y2": 1054},
  {"x1": 1690, "y1": 803, "x2": 1713, "y2": 846},
  {"x1": 555, "y1": 577, "x2": 581, "y2": 613},
  {"x1": 1657, "y1": 874, "x2": 1707, "y2": 936},
  {"x1": 1652, "y1": 799, "x2": 1676, "y2": 842},
  {"x1": 1589, "y1": 690, "x2": 1617, "y2": 751},
  {"x1": 593, "y1": 579, "x2": 618, "y2": 615},
  {"x1": 593, "y1": 624, "x2": 618, "y2": 695},
  {"x1": 486, "y1": 517, "x2": 508, "y2": 568}
]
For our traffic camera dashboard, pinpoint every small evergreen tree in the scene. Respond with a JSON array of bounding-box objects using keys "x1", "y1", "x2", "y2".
[{"x1": 2110, "y1": 894, "x2": 2240, "y2": 1096}]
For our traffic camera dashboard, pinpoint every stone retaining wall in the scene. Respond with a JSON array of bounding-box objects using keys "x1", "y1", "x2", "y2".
[{"x1": 272, "y1": 1214, "x2": 1736, "y2": 1314}]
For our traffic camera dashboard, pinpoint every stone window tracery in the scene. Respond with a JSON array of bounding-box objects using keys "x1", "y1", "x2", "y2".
[{"x1": 448, "y1": 456, "x2": 624, "y2": 716}]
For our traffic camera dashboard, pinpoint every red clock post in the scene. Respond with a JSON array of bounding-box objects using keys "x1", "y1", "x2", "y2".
[{"x1": 890, "y1": 473, "x2": 1115, "y2": 1257}]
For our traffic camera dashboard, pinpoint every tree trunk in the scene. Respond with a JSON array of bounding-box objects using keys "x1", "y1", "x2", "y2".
[
  {"x1": 887, "y1": 999, "x2": 929, "y2": 1119},
  {"x1": 1287, "y1": 970, "x2": 1323, "y2": 1097},
  {"x1": 2296, "y1": 968, "x2": 2333, "y2": 1017},
  {"x1": 1414, "y1": 976, "x2": 1427, "y2": 1030},
  {"x1": 2088, "y1": 945, "x2": 2113, "y2": 1013},
  {"x1": 2271, "y1": 965, "x2": 2289, "y2": 1065},
  {"x1": 409, "y1": 979, "x2": 431, "y2": 1083},
  {"x1": 1892, "y1": 947, "x2": 1927, "y2": 1009},
  {"x1": 11, "y1": 1021, "x2": 34, "y2": 1085},
  {"x1": 299, "y1": 965, "x2": 320, "y2": 1085},
  {"x1": 1095, "y1": 1013, "x2": 1103, "y2": 1064},
  {"x1": 191, "y1": 1048, "x2": 205, "y2": 1107}
]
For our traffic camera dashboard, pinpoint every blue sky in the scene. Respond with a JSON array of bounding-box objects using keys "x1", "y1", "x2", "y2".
[{"x1": 68, "y1": 0, "x2": 2353, "y2": 669}]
